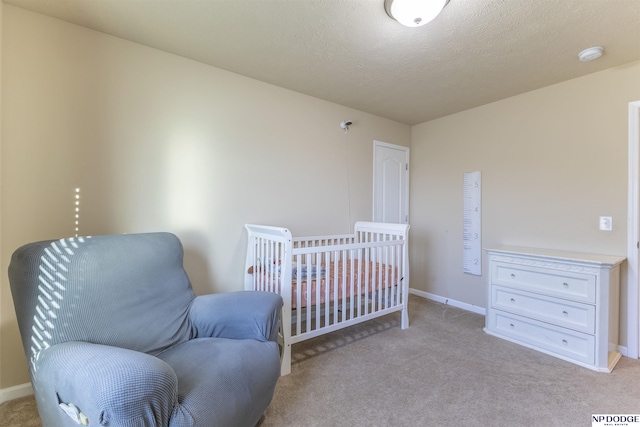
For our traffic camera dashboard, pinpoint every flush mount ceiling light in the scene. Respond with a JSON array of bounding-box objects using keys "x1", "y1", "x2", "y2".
[
  {"x1": 578, "y1": 46, "x2": 604, "y2": 62},
  {"x1": 384, "y1": 0, "x2": 448, "y2": 27}
]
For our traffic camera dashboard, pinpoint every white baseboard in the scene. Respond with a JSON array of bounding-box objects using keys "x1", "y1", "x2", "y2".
[
  {"x1": 409, "y1": 288, "x2": 486, "y2": 316},
  {"x1": 0, "y1": 382, "x2": 33, "y2": 404},
  {"x1": 618, "y1": 345, "x2": 629, "y2": 357}
]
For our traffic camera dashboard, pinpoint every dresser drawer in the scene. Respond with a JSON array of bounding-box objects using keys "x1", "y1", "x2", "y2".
[
  {"x1": 491, "y1": 286, "x2": 595, "y2": 334},
  {"x1": 492, "y1": 262, "x2": 596, "y2": 303},
  {"x1": 488, "y1": 311, "x2": 595, "y2": 365}
]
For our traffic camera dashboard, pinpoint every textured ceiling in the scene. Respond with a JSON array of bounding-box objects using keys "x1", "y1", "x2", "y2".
[{"x1": 4, "y1": 0, "x2": 640, "y2": 125}]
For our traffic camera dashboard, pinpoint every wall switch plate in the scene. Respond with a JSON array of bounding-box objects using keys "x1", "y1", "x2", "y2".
[{"x1": 599, "y1": 216, "x2": 613, "y2": 231}]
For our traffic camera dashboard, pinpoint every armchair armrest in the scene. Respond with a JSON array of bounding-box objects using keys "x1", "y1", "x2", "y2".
[
  {"x1": 189, "y1": 291, "x2": 283, "y2": 342},
  {"x1": 33, "y1": 341, "x2": 180, "y2": 426}
]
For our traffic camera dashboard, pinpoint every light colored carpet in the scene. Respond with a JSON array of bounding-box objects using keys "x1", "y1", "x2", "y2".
[
  {"x1": 2, "y1": 295, "x2": 639, "y2": 426},
  {"x1": 0, "y1": 395, "x2": 40, "y2": 427},
  {"x1": 263, "y1": 295, "x2": 640, "y2": 426}
]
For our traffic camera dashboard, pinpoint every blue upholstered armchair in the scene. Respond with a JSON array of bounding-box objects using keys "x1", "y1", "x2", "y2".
[{"x1": 9, "y1": 232, "x2": 283, "y2": 427}]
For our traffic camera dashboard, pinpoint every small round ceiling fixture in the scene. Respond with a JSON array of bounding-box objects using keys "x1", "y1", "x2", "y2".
[{"x1": 578, "y1": 46, "x2": 604, "y2": 62}]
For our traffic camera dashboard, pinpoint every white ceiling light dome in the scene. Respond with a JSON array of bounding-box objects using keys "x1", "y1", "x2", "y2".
[{"x1": 384, "y1": 0, "x2": 449, "y2": 27}]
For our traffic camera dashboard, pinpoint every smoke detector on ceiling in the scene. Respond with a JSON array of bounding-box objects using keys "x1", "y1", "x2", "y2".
[{"x1": 578, "y1": 46, "x2": 604, "y2": 62}]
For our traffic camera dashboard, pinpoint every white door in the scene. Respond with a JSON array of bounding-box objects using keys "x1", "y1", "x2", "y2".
[{"x1": 373, "y1": 141, "x2": 409, "y2": 224}]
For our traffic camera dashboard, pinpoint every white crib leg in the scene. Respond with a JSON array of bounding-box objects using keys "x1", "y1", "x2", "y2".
[
  {"x1": 401, "y1": 305, "x2": 409, "y2": 329},
  {"x1": 280, "y1": 341, "x2": 292, "y2": 376},
  {"x1": 280, "y1": 306, "x2": 292, "y2": 376}
]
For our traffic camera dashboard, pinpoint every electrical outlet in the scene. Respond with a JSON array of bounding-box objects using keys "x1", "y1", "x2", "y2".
[{"x1": 599, "y1": 216, "x2": 612, "y2": 231}]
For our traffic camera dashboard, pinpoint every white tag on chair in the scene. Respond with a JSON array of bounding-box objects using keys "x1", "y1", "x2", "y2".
[{"x1": 59, "y1": 402, "x2": 89, "y2": 425}]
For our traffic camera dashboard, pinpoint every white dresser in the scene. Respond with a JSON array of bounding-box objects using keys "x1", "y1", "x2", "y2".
[{"x1": 484, "y1": 246, "x2": 625, "y2": 372}]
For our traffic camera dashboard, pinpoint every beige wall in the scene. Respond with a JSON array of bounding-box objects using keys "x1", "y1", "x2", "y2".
[
  {"x1": 411, "y1": 60, "x2": 640, "y2": 344},
  {"x1": 0, "y1": 6, "x2": 410, "y2": 389}
]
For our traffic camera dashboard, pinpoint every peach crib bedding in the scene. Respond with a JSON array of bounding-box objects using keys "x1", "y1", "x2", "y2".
[{"x1": 252, "y1": 260, "x2": 399, "y2": 309}]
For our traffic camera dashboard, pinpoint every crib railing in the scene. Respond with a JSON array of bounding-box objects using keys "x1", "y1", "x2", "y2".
[
  {"x1": 290, "y1": 238, "x2": 407, "y2": 341},
  {"x1": 244, "y1": 224, "x2": 292, "y2": 295},
  {"x1": 245, "y1": 221, "x2": 409, "y2": 375}
]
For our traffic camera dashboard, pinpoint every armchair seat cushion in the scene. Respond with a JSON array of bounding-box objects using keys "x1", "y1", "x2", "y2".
[{"x1": 158, "y1": 338, "x2": 281, "y2": 427}]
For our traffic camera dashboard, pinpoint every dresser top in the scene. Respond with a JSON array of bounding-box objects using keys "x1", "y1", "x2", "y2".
[{"x1": 486, "y1": 245, "x2": 626, "y2": 267}]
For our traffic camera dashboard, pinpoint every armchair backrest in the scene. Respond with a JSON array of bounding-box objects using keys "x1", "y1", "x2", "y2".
[{"x1": 9, "y1": 232, "x2": 196, "y2": 365}]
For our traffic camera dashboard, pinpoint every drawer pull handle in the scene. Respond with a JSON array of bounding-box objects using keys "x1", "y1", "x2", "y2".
[
  {"x1": 562, "y1": 282, "x2": 569, "y2": 288},
  {"x1": 509, "y1": 323, "x2": 515, "y2": 328},
  {"x1": 510, "y1": 298, "x2": 516, "y2": 303},
  {"x1": 510, "y1": 273, "x2": 516, "y2": 279},
  {"x1": 562, "y1": 339, "x2": 568, "y2": 345},
  {"x1": 562, "y1": 310, "x2": 568, "y2": 317}
]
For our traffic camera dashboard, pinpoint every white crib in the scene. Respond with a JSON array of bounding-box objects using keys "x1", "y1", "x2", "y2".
[{"x1": 244, "y1": 221, "x2": 410, "y2": 375}]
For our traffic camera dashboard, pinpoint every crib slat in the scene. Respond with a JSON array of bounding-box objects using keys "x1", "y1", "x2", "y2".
[
  {"x1": 324, "y1": 250, "x2": 330, "y2": 327},
  {"x1": 377, "y1": 244, "x2": 383, "y2": 310},
  {"x1": 355, "y1": 247, "x2": 361, "y2": 318},
  {"x1": 297, "y1": 257, "x2": 303, "y2": 336},
  {"x1": 333, "y1": 253, "x2": 339, "y2": 325},
  {"x1": 258, "y1": 238, "x2": 265, "y2": 292},
  {"x1": 395, "y1": 242, "x2": 401, "y2": 306},
  {"x1": 341, "y1": 249, "x2": 347, "y2": 323},
  {"x1": 364, "y1": 246, "x2": 370, "y2": 316},
  {"x1": 267, "y1": 240, "x2": 273, "y2": 293},
  {"x1": 349, "y1": 250, "x2": 355, "y2": 320},
  {"x1": 313, "y1": 256, "x2": 319, "y2": 331},
  {"x1": 305, "y1": 258, "x2": 312, "y2": 334},
  {"x1": 389, "y1": 242, "x2": 395, "y2": 307}
]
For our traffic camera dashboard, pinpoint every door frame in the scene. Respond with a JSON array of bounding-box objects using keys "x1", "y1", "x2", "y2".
[
  {"x1": 372, "y1": 140, "x2": 410, "y2": 224},
  {"x1": 627, "y1": 100, "x2": 640, "y2": 359}
]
